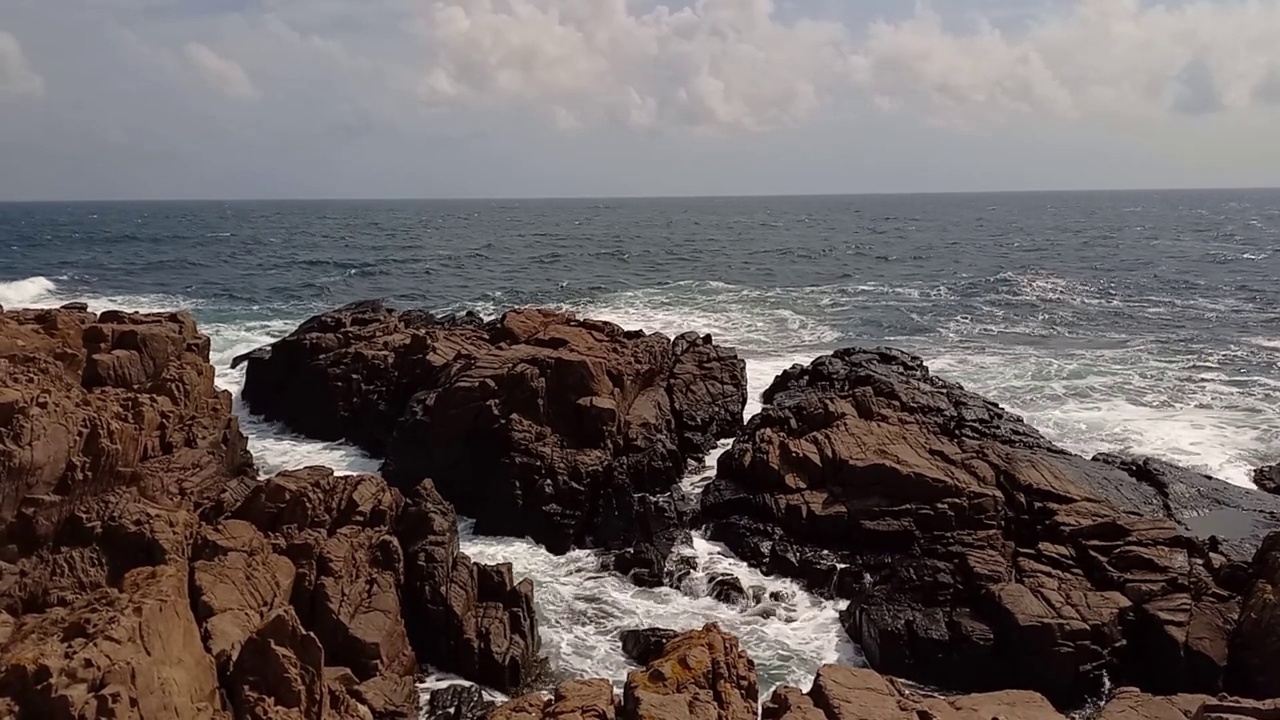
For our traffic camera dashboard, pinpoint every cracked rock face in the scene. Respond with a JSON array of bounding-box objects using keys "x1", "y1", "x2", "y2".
[
  {"x1": 700, "y1": 347, "x2": 1280, "y2": 705},
  {"x1": 235, "y1": 302, "x2": 747, "y2": 572}
]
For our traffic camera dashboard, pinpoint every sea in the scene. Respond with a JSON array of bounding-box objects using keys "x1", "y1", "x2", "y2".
[{"x1": 2, "y1": 190, "x2": 1279, "y2": 701}]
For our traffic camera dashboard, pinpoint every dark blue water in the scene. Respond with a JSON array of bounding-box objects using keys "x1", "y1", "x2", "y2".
[{"x1": 4, "y1": 191, "x2": 1279, "y2": 695}]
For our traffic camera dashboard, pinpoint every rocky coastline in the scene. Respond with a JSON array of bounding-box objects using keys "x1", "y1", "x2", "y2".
[{"x1": 3, "y1": 300, "x2": 1279, "y2": 718}]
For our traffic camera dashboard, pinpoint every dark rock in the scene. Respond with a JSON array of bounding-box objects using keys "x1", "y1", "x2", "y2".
[
  {"x1": 423, "y1": 684, "x2": 494, "y2": 720},
  {"x1": 229, "y1": 606, "x2": 327, "y2": 719},
  {"x1": 619, "y1": 627, "x2": 679, "y2": 666},
  {"x1": 1254, "y1": 464, "x2": 1280, "y2": 496},
  {"x1": 707, "y1": 572, "x2": 749, "y2": 607},
  {"x1": 397, "y1": 479, "x2": 544, "y2": 693},
  {"x1": 236, "y1": 304, "x2": 747, "y2": 557},
  {"x1": 701, "y1": 347, "x2": 1280, "y2": 705},
  {"x1": 1230, "y1": 531, "x2": 1280, "y2": 698}
]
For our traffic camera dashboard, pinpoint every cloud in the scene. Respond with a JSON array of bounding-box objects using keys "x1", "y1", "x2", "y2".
[
  {"x1": 416, "y1": 0, "x2": 862, "y2": 133},
  {"x1": 183, "y1": 41, "x2": 260, "y2": 101},
  {"x1": 0, "y1": 31, "x2": 45, "y2": 100},
  {"x1": 415, "y1": 0, "x2": 1280, "y2": 132}
]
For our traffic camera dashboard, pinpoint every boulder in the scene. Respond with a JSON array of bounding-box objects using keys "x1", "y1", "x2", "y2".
[
  {"x1": 701, "y1": 348, "x2": 1280, "y2": 704},
  {"x1": 235, "y1": 303, "x2": 747, "y2": 560},
  {"x1": 622, "y1": 623, "x2": 757, "y2": 720},
  {"x1": 1255, "y1": 464, "x2": 1280, "y2": 496},
  {"x1": 619, "y1": 627, "x2": 679, "y2": 666},
  {"x1": 492, "y1": 679, "x2": 617, "y2": 720},
  {"x1": 397, "y1": 479, "x2": 543, "y2": 693},
  {"x1": 422, "y1": 684, "x2": 494, "y2": 720},
  {"x1": 1230, "y1": 531, "x2": 1280, "y2": 698},
  {"x1": 762, "y1": 664, "x2": 1065, "y2": 720}
]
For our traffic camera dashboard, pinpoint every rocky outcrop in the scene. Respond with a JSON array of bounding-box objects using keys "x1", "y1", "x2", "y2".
[
  {"x1": 1231, "y1": 532, "x2": 1280, "y2": 698},
  {"x1": 701, "y1": 347, "x2": 1280, "y2": 705},
  {"x1": 0, "y1": 307, "x2": 425, "y2": 719},
  {"x1": 762, "y1": 664, "x2": 1065, "y2": 720},
  {"x1": 490, "y1": 624, "x2": 755, "y2": 720},
  {"x1": 622, "y1": 623, "x2": 757, "y2": 720},
  {"x1": 1255, "y1": 464, "x2": 1280, "y2": 496},
  {"x1": 0, "y1": 305, "x2": 252, "y2": 545},
  {"x1": 397, "y1": 479, "x2": 544, "y2": 693},
  {"x1": 235, "y1": 302, "x2": 747, "y2": 564}
]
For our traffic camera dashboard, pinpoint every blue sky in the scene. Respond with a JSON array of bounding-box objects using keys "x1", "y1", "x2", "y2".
[{"x1": 2, "y1": 0, "x2": 1279, "y2": 200}]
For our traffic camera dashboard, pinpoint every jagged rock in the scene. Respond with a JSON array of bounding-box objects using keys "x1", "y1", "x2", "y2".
[
  {"x1": 622, "y1": 623, "x2": 757, "y2": 720},
  {"x1": 1255, "y1": 464, "x2": 1280, "y2": 496},
  {"x1": 701, "y1": 347, "x2": 1280, "y2": 704},
  {"x1": 397, "y1": 479, "x2": 543, "y2": 693},
  {"x1": 236, "y1": 304, "x2": 746, "y2": 560},
  {"x1": 233, "y1": 300, "x2": 489, "y2": 455},
  {"x1": 706, "y1": 573, "x2": 749, "y2": 607},
  {"x1": 422, "y1": 684, "x2": 494, "y2": 720},
  {"x1": 762, "y1": 664, "x2": 1065, "y2": 720},
  {"x1": 0, "y1": 564, "x2": 224, "y2": 719},
  {"x1": 619, "y1": 627, "x2": 679, "y2": 666},
  {"x1": 1230, "y1": 531, "x2": 1280, "y2": 698},
  {"x1": 0, "y1": 307, "x2": 252, "y2": 546},
  {"x1": 229, "y1": 607, "x2": 326, "y2": 720},
  {"x1": 228, "y1": 467, "x2": 417, "y2": 685}
]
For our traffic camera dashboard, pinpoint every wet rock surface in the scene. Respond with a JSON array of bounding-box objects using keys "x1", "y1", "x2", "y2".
[
  {"x1": 236, "y1": 303, "x2": 747, "y2": 567},
  {"x1": 700, "y1": 347, "x2": 1280, "y2": 705},
  {"x1": 397, "y1": 479, "x2": 544, "y2": 694},
  {"x1": 1255, "y1": 464, "x2": 1280, "y2": 496}
]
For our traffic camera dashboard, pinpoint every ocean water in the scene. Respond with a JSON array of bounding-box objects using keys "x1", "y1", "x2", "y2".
[{"x1": 3, "y1": 191, "x2": 1279, "y2": 699}]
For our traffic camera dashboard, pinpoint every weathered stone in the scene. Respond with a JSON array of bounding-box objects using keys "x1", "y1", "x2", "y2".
[{"x1": 702, "y1": 348, "x2": 1280, "y2": 703}]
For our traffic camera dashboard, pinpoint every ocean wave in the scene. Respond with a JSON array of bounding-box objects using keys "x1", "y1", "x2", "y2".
[{"x1": 0, "y1": 275, "x2": 57, "y2": 307}]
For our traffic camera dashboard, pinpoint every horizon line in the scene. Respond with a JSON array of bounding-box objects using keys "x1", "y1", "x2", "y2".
[{"x1": 2, "y1": 185, "x2": 1279, "y2": 204}]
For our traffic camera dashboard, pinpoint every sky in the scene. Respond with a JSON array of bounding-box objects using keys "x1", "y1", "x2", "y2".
[{"x1": 2, "y1": 0, "x2": 1280, "y2": 200}]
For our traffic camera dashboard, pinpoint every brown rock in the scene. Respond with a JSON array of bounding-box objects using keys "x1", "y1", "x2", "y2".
[
  {"x1": 763, "y1": 665, "x2": 1064, "y2": 720},
  {"x1": 0, "y1": 307, "x2": 252, "y2": 533},
  {"x1": 229, "y1": 468, "x2": 417, "y2": 685},
  {"x1": 1095, "y1": 687, "x2": 1213, "y2": 720},
  {"x1": 0, "y1": 564, "x2": 224, "y2": 719},
  {"x1": 701, "y1": 348, "x2": 1280, "y2": 703},
  {"x1": 229, "y1": 607, "x2": 326, "y2": 720},
  {"x1": 398, "y1": 479, "x2": 543, "y2": 693},
  {"x1": 622, "y1": 623, "x2": 757, "y2": 720},
  {"x1": 1230, "y1": 531, "x2": 1280, "y2": 697}
]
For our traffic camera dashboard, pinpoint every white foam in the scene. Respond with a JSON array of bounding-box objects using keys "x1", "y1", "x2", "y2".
[
  {"x1": 925, "y1": 348, "x2": 1280, "y2": 487},
  {"x1": 0, "y1": 276, "x2": 57, "y2": 307}
]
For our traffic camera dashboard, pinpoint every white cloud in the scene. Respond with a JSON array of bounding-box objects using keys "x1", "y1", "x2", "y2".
[
  {"x1": 0, "y1": 31, "x2": 45, "y2": 100},
  {"x1": 415, "y1": 0, "x2": 1280, "y2": 132},
  {"x1": 183, "y1": 41, "x2": 260, "y2": 101},
  {"x1": 416, "y1": 0, "x2": 862, "y2": 133}
]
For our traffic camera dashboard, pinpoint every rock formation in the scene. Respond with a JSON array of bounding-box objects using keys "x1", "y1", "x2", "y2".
[
  {"x1": 700, "y1": 347, "x2": 1280, "y2": 705},
  {"x1": 0, "y1": 305, "x2": 542, "y2": 719},
  {"x1": 235, "y1": 301, "x2": 747, "y2": 571},
  {"x1": 1255, "y1": 464, "x2": 1280, "y2": 496},
  {"x1": 762, "y1": 664, "x2": 1065, "y2": 720},
  {"x1": 397, "y1": 479, "x2": 544, "y2": 693}
]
